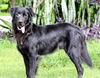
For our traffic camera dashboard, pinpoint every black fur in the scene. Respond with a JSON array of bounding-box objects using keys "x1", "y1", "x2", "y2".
[{"x1": 10, "y1": 6, "x2": 92, "y2": 78}]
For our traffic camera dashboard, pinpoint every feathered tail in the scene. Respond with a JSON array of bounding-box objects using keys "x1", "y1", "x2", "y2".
[{"x1": 81, "y1": 40, "x2": 92, "y2": 67}]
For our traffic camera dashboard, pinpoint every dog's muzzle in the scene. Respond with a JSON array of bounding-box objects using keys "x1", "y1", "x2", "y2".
[
  {"x1": 17, "y1": 25, "x2": 25, "y2": 33},
  {"x1": 17, "y1": 22, "x2": 25, "y2": 33}
]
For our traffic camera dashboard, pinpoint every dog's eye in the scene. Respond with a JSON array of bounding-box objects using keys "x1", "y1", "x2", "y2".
[
  {"x1": 16, "y1": 13, "x2": 19, "y2": 16},
  {"x1": 23, "y1": 13, "x2": 27, "y2": 17},
  {"x1": 16, "y1": 12, "x2": 21, "y2": 16}
]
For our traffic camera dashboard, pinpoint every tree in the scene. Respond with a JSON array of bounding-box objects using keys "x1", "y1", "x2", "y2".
[{"x1": 5, "y1": 0, "x2": 100, "y2": 26}]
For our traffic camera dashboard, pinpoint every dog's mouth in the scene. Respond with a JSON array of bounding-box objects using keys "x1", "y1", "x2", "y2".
[{"x1": 17, "y1": 25, "x2": 25, "y2": 33}]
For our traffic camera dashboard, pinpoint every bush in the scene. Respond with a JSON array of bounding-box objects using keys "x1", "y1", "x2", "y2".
[{"x1": 0, "y1": 18, "x2": 13, "y2": 39}]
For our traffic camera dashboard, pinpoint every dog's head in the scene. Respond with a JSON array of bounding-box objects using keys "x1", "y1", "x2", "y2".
[{"x1": 10, "y1": 6, "x2": 35, "y2": 33}]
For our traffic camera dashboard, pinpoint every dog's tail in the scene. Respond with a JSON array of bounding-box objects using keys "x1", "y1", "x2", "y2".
[{"x1": 81, "y1": 39, "x2": 92, "y2": 67}]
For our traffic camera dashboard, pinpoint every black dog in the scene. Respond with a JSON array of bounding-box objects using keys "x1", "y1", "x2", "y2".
[{"x1": 10, "y1": 6, "x2": 92, "y2": 78}]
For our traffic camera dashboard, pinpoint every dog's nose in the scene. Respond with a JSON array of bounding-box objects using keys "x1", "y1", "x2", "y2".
[
  {"x1": 19, "y1": 22, "x2": 22, "y2": 24},
  {"x1": 18, "y1": 18, "x2": 23, "y2": 24},
  {"x1": 18, "y1": 21, "x2": 23, "y2": 25}
]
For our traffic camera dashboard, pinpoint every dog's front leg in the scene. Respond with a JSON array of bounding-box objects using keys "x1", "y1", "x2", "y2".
[
  {"x1": 23, "y1": 54, "x2": 39, "y2": 78},
  {"x1": 29, "y1": 55, "x2": 39, "y2": 78}
]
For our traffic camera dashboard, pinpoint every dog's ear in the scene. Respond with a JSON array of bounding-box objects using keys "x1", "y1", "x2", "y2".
[
  {"x1": 26, "y1": 7, "x2": 36, "y2": 17},
  {"x1": 9, "y1": 7, "x2": 16, "y2": 17}
]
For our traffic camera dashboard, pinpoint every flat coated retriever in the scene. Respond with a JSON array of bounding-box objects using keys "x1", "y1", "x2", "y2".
[{"x1": 10, "y1": 6, "x2": 92, "y2": 78}]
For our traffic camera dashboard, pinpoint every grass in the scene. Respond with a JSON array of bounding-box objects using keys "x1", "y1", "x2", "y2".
[{"x1": 0, "y1": 39, "x2": 100, "y2": 78}]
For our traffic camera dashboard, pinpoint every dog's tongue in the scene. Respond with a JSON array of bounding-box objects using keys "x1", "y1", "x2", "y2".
[
  {"x1": 18, "y1": 26, "x2": 25, "y2": 33},
  {"x1": 21, "y1": 26, "x2": 25, "y2": 33}
]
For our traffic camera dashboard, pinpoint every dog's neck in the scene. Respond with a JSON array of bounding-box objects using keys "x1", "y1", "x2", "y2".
[{"x1": 14, "y1": 23, "x2": 33, "y2": 45}]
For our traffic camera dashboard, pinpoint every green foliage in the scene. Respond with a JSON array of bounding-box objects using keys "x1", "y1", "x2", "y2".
[
  {"x1": 0, "y1": 40, "x2": 100, "y2": 78},
  {"x1": 0, "y1": 12, "x2": 10, "y2": 16},
  {"x1": 0, "y1": 0, "x2": 9, "y2": 10},
  {"x1": 0, "y1": 0, "x2": 99, "y2": 27},
  {"x1": 0, "y1": 0, "x2": 8, "y2": 4},
  {"x1": 61, "y1": 0, "x2": 76, "y2": 23},
  {"x1": 0, "y1": 18, "x2": 12, "y2": 28},
  {"x1": 0, "y1": 18, "x2": 13, "y2": 38},
  {"x1": 0, "y1": 4, "x2": 8, "y2": 10},
  {"x1": 31, "y1": 0, "x2": 100, "y2": 26},
  {"x1": 77, "y1": 0, "x2": 100, "y2": 27},
  {"x1": 2, "y1": 0, "x2": 9, "y2": 3}
]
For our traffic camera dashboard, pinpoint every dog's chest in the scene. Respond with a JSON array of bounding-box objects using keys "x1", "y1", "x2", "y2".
[{"x1": 15, "y1": 31, "x2": 32, "y2": 45}]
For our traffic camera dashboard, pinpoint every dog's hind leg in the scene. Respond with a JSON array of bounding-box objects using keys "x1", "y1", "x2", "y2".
[
  {"x1": 64, "y1": 32, "x2": 84, "y2": 78},
  {"x1": 64, "y1": 47, "x2": 84, "y2": 78}
]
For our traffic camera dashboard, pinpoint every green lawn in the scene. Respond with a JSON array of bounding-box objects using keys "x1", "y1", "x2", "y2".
[{"x1": 0, "y1": 40, "x2": 100, "y2": 78}]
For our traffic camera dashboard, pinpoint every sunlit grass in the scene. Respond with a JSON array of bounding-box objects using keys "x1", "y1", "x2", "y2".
[{"x1": 0, "y1": 40, "x2": 100, "y2": 78}]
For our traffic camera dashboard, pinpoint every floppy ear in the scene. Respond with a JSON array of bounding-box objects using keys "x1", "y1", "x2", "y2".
[
  {"x1": 9, "y1": 7, "x2": 16, "y2": 17},
  {"x1": 26, "y1": 8, "x2": 36, "y2": 17}
]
